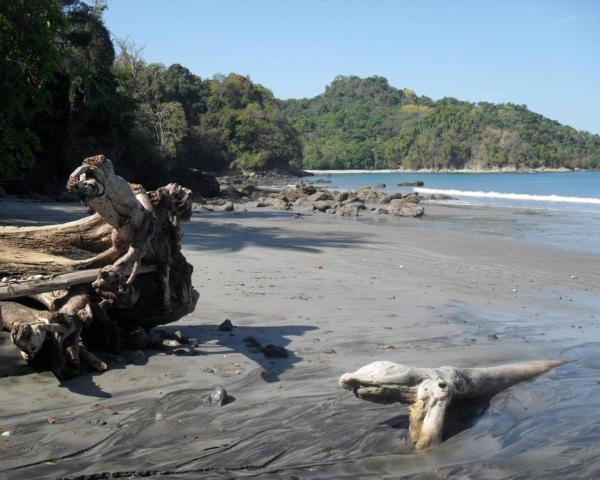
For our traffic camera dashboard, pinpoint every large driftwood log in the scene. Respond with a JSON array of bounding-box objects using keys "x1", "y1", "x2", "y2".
[
  {"x1": 339, "y1": 359, "x2": 566, "y2": 449},
  {"x1": 0, "y1": 155, "x2": 198, "y2": 379}
]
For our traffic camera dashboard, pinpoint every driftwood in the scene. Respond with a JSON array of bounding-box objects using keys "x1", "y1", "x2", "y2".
[
  {"x1": 339, "y1": 359, "x2": 566, "y2": 449},
  {"x1": 0, "y1": 155, "x2": 199, "y2": 379}
]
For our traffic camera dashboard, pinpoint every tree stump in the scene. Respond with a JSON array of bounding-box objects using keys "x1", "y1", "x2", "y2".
[{"x1": 0, "y1": 155, "x2": 199, "y2": 379}]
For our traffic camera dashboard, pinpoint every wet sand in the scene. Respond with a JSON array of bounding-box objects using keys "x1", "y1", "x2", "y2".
[{"x1": 1, "y1": 201, "x2": 599, "y2": 479}]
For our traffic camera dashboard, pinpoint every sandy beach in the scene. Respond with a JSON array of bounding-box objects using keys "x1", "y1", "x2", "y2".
[{"x1": 1, "y1": 200, "x2": 599, "y2": 479}]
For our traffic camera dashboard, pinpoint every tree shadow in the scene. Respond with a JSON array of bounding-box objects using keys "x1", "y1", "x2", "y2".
[
  {"x1": 183, "y1": 211, "x2": 371, "y2": 253},
  {"x1": 159, "y1": 322, "x2": 318, "y2": 382}
]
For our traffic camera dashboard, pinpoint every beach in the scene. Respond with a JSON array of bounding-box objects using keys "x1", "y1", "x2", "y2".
[{"x1": 1, "y1": 200, "x2": 600, "y2": 479}]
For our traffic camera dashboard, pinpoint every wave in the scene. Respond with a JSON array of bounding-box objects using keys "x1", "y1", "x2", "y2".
[{"x1": 415, "y1": 188, "x2": 600, "y2": 205}]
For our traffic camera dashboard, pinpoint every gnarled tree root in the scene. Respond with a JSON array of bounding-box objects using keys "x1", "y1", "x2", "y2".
[{"x1": 339, "y1": 359, "x2": 566, "y2": 449}]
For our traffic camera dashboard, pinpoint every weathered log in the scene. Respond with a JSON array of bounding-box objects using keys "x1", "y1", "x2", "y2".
[
  {"x1": 0, "y1": 265, "x2": 156, "y2": 300},
  {"x1": 339, "y1": 359, "x2": 566, "y2": 449},
  {"x1": 0, "y1": 155, "x2": 198, "y2": 379}
]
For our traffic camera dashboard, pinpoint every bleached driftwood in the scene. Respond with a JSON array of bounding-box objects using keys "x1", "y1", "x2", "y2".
[
  {"x1": 339, "y1": 359, "x2": 565, "y2": 449},
  {"x1": 0, "y1": 155, "x2": 198, "y2": 379}
]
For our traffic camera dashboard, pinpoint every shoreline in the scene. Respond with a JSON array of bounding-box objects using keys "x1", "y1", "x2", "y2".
[{"x1": 305, "y1": 167, "x2": 582, "y2": 174}]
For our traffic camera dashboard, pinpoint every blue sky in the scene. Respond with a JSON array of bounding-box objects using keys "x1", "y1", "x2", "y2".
[{"x1": 104, "y1": 0, "x2": 600, "y2": 134}]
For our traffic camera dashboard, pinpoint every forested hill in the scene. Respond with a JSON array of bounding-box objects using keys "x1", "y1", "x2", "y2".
[
  {"x1": 280, "y1": 76, "x2": 600, "y2": 170},
  {"x1": 1, "y1": 1, "x2": 302, "y2": 193}
]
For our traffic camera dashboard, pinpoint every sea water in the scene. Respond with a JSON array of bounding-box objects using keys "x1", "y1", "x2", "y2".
[{"x1": 307, "y1": 171, "x2": 600, "y2": 253}]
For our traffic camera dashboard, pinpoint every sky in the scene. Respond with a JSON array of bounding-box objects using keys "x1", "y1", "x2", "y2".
[{"x1": 104, "y1": 0, "x2": 600, "y2": 134}]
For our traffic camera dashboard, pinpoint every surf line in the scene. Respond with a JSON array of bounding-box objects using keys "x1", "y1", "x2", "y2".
[{"x1": 416, "y1": 188, "x2": 600, "y2": 205}]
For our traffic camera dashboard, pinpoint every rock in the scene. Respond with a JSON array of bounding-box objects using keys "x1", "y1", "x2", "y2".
[
  {"x1": 382, "y1": 192, "x2": 403, "y2": 204},
  {"x1": 333, "y1": 191, "x2": 349, "y2": 202},
  {"x1": 428, "y1": 193, "x2": 456, "y2": 200},
  {"x1": 296, "y1": 180, "x2": 316, "y2": 196},
  {"x1": 402, "y1": 192, "x2": 421, "y2": 204},
  {"x1": 312, "y1": 200, "x2": 334, "y2": 212},
  {"x1": 223, "y1": 202, "x2": 234, "y2": 212},
  {"x1": 243, "y1": 336, "x2": 262, "y2": 352},
  {"x1": 206, "y1": 385, "x2": 229, "y2": 406},
  {"x1": 352, "y1": 187, "x2": 383, "y2": 203},
  {"x1": 162, "y1": 339, "x2": 181, "y2": 348},
  {"x1": 171, "y1": 169, "x2": 220, "y2": 198},
  {"x1": 1, "y1": 431, "x2": 11, "y2": 437},
  {"x1": 335, "y1": 203, "x2": 360, "y2": 216},
  {"x1": 308, "y1": 191, "x2": 333, "y2": 202},
  {"x1": 220, "y1": 185, "x2": 243, "y2": 200},
  {"x1": 262, "y1": 344, "x2": 289, "y2": 358},
  {"x1": 389, "y1": 198, "x2": 425, "y2": 217},
  {"x1": 374, "y1": 183, "x2": 386, "y2": 188},
  {"x1": 174, "y1": 330, "x2": 189, "y2": 344},
  {"x1": 375, "y1": 207, "x2": 388, "y2": 214},
  {"x1": 257, "y1": 197, "x2": 291, "y2": 210},
  {"x1": 124, "y1": 327, "x2": 150, "y2": 350},
  {"x1": 397, "y1": 181, "x2": 424, "y2": 187},
  {"x1": 278, "y1": 187, "x2": 303, "y2": 202},
  {"x1": 218, "y1": 319, "x2": 234, "y2": 331}
]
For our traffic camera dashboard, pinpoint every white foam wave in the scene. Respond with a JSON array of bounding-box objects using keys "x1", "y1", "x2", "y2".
[{"x1": 416, "y1": 188, "x2": 600, "y2": 205}]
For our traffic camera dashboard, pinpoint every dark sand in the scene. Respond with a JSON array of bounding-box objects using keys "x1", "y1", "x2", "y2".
[{"x1": 1, "y1": 201, "x2": 599, "y2": 479}]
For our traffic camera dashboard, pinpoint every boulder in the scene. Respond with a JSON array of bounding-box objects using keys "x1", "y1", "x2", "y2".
[
  {"x1": 389, "y1": 198, "x2": 425, "y2": 217},
  {"x1": 296, "y1": 180, "x2": 316, "y2": 196},
  {"x1": 353, "y1": 186, "x2": 387, "y2": 203},
  {"x1": 402, "y1": 192, "x2": 421, "y2": 204},
  {"x1": 219, "y1": 185, "x2": 243, "y2": 200},
  {"x1": 312, "y1": 200, "x2": 334, "y2": 212},
  {"x1": 308, "y1": 191, "x2": 333, "y2": 202},
  {"x1": 171, "y1": 169, "x2": 220, "y2": 198},
  {"x1": 382, "y1": 192, "x2": 404, "y2": 204},
  {"x1": 397, "y1": 181, "x2": 424, "y2": 187},
  {"x1": 335, "y1": 204, "x2": 361, "y2": 216},
  {"x1": 333, "y1": 191, "x2": 349, "y2": 202}
]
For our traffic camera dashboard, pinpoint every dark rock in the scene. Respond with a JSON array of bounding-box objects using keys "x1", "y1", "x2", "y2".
[
  {"x1": 171, "y1": 169, "x2": 220, "y2": 198},
  {"x1": 397, "y1": 181, "x2": 424, "y2": 187},
  {"x1": 374, "y1": 183, "x2": 386, "y2": 188},
  {"x1": 218, "y1": 319, "x2": 234, "y2": 331},
  {"x1": 124, "y1": 327, "x2": 150, "y2": 350},
  {"x1": 262, "y1": 344, "x2": 289, "y2": 358},
  {"x1": 308, "y1": 191, "x2": 333, "y2": 202},
  {"x1": 223, "y1": 201, "x2": 234, "y2": 212},
  {"x1": 220, "y1": 185, "x2": 243, "y2": 200},
  {"x1": 206, "y1": 385, "x2": 229, "y2": 406},
  {"x1": 312, "y1": 200, "x2": 334, "y2": 212},
  {"x1": 243, "y1": 336, "x2": 262, "y2": 352}
]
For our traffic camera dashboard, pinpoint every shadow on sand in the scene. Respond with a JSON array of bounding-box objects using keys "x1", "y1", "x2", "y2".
[
  {"x1": 0, "y1": 322, "x2": 317, "y2": 398},
  {"x1": 183, "y1": 210, "x2": 371, "y2": 253}
]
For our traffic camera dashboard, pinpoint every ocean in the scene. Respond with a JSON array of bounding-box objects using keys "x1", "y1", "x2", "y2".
[{"x1": 306, "y1": 171, "x2": 600, "y2": 254}]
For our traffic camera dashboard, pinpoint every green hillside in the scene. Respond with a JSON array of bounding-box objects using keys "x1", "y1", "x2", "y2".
[{"x1": 280, "y1": 76, "x2": 600, "y2": 170}]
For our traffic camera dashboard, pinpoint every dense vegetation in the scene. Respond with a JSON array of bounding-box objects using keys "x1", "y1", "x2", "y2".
[
  {"x1": 2, "y1": 3, "x2": 600, "y2": 194},
  {"x1": 280, "y1": 76, "x2": 600, "y2": 170},
  {"x1": 0, "y1": 1, "x2": 302, "y2": 193}
]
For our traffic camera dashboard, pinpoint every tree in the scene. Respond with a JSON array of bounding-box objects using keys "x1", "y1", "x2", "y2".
[{"x1": 0, "y1": 0, "x2": 64, "y2": 179}]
